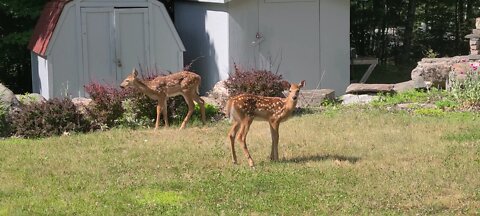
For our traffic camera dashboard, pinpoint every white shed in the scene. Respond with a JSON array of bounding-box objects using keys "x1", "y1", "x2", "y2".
[
  {"x1": 29, "y1": 0, "x2": 185, "y2": 99},
  {"x1": 175, "y1": 0, "x2": 350, "y2": 94}
]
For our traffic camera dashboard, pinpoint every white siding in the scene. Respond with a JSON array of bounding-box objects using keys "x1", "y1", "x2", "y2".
[
  {"x1": 151, "y1": 3, "x2": 185, "y2": 73},
  {"x1": 49, "y1": 5, "x2": 80, "y2": 98},
  {"x1": 320, "y1": 0, "x2": 350, "y2": 94},
  {"x1": 31, "y1": 53, "x2": 51, "y2": 99},
  {"x1": 175, "y1": 2, "x2": 229, "y2": 93},
  {"x1": 228, "y1": 0, "x2": 259, "y2": 68},
  {"x1": 33, "y1": 0, "x2": 184, "y2": 98}
]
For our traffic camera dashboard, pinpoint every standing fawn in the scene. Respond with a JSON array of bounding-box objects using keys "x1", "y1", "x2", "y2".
[
  {"x1": 120, "y1": 68, "x2": 206, "y2": 130},
  {"x1": 226, "y1": 80, "x2": 305, "y2": 167}
]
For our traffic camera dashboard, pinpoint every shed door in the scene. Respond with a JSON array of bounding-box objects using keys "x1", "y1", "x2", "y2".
[
  {"x1": 81, "y1": 8, "x2": 116, "y2": 84},
  {"x1": 258, "y1": 0, "x2": 320, "y2": 87},
  {"x1": 115, "y1": 8, "x2": 149, "y2": 80},
  {"x1": 81, "y1": 8, "x2": 149, "y2": 85}
]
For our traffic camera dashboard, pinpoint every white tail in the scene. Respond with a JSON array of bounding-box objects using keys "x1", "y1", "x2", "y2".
[{"x1": 226, "y1": 80, "x2": 305, "y2": 167}]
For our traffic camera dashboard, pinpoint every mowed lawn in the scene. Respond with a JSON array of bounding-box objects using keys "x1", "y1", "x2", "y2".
[{"x1": 1, "y1": 108, "x2": 480, "y2": 215}]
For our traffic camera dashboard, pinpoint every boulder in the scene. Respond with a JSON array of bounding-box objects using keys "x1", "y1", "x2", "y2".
[
  {"x1": 393, "y1": 78, "x2": 428, "y2": 93},
  {"x1": 346, "y1": 83, "x2": 394, "y2": 94},
  {"x1": 72, "y1": 97, "x2": 92, "y2": 114},
  {"x1": 297, "y1": 89, "x2": 335, "y2": 108},
  {"x1": 0, "y1": 83, "x2": 19, "y2": 109},
  {"x1": 205, "y1": 80, "x2": 230, "y2": 109},
  {"x1": 410, "y1": 56, "x2": 472, "y2": 88},
  {"x1": 341, "y1": 94, "x2": 379, "y2": 105}
]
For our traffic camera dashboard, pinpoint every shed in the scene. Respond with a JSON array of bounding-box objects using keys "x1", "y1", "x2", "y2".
[
  {"x1": 174, "y1": 0, "x2": 350, "y2": 94},
  {"x1": 29, "y1": 0, "x2": 185, "y2": 99}
]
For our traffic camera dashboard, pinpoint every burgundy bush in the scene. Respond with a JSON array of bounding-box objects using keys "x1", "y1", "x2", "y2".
[
  {"x1": 11, "y1": 98, "x2": 90, "y2": 138},
  {"x1": 225, "y1": 64, "x2": 288, "y2": 97}
]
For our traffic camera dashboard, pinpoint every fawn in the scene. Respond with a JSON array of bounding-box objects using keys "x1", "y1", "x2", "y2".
[
  {"x1": 226, "y1": 80, "x2": 305, "y2": 167},
  {"x1": 120, "y1": 68, "x2": 206, "y2": 130}
]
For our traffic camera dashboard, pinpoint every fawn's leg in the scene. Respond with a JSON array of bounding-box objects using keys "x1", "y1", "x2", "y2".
[
  {"x1": 269, "y1": 121, "x2": 280, "y2": 161},
  {"x1": 228, "y1": 121, "x2": 240, "y2": 164},
  {"x1": 193, "y1": 94, "x2": 206, "y2": 125},
  {"x1": 238, "y1": 118, "x2": 254, "y2": 167},
  {"x1": 162, "y1": 100, "x2": 169, "y2": 128},
  {"x1": 180, "y1": 95, "x2": 195, "y2": 130},
  {"x1": 155, "y1": 102, "x2": 162, "y2": 130}
]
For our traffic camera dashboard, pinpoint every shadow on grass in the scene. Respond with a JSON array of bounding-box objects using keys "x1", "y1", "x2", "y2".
[{"x1": 281, "y1": 154, "x2": 361, "y2": 164}]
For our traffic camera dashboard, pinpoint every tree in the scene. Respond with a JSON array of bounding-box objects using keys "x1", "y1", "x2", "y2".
[{"x1": 0, "y1": 0, "x2": 48, "y2": 93}]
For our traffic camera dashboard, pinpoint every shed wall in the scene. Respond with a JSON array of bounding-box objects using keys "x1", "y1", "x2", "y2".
[
  {"x1": 32, "y1": 0, "x2": 184, "y2": 99},
  {"x1": 319, "y1": 0, "x2": 350, "y2": 94},
  {"x1": 150, "y1": 3, "x2": 184, "y2": 72},
  {"x1": 228, "y1": 0, "x2": 258, "y2": 68},
  {"x1": 175, "y1": 2, "x2": 229, "y2": 93},
  {"x1": 31, "y1": 53, "x2": 50, "y2": 99},
  {"x1": 49, "y1": 5, "x2": 80, "y2": 98}
]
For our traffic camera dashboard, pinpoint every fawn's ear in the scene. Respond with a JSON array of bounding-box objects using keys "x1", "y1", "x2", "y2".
[
  {"x1": 132, "y1": 68, "x2": 139, "y2": 77},
  {"x1": 299, "y1": 80, "x2": 306, "y2": 88}
]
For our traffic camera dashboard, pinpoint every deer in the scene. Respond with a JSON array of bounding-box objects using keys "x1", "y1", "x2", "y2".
[
  {"x1": 120, "y1": 68, "x2": 206, "y2": 130},
  {"x1": 226, "y1": 80, "x2": 305, "y2": 167}
]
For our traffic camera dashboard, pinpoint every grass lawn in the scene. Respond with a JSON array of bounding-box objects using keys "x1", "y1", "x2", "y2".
[{"x1": 1, "y1": 108, "x2": 480, "y2": 215}]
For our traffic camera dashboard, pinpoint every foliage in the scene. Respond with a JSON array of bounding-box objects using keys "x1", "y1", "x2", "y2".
[
  {"x1": 84, "y1": 82, "x2": 128, "y2": 129},
  {"x1": 86, "y1": 80, "x2": 221, "y2": 129},
  {"x1": 413, "y1": 107, "x2": 446, "y2": 116},
  {"x1": 351, "y1": 0, "x2": 480, "y2": 65},
  {"x1": 115, "y1": 98, "x2": 155, "y2": 129},
  {"x1": 10, "y1": 98, "x2": 90, "y2": 138},
  {"x1": 371, "y1": 88, "x2": 448, "y2": 107},
  {"x1": 0, "y1": 103, "x2": 11, "y2": 137},
  {"x1": 225, "y1": 64, "x2": 288, "y2": 97},
  {"x1": 448, "y1": 63, "x2": 480, "y2": 108},
  {"x1": 0, "y1": 0, "x2": 48, "y2": 93}
]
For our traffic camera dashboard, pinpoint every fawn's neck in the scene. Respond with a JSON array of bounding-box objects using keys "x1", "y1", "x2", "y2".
[
  {"x1": 283, "y1": 97, "x2": 297, "y2": 115},
  {"x1": 132, "y1": 79, "x2": 162, "y2": 98}
]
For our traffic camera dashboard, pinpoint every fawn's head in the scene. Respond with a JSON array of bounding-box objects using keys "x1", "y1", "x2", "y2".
[
  {"x1": 287, "y1": 80, "x2": 306, "y2": 101},
  {"x1": 120, "y1": 68, "x2": 139, "y2": 89}
]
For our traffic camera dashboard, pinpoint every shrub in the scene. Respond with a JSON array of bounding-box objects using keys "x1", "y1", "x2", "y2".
[
  {"x1": 225, "y1": 64, "x2": 288, "y2": 97},
  {"x1": 448, "y1": 63, "x2": 480, "y2": 108},
  {"x1": 84, "y1": 82, "x2": 128, "y2": 129},
  {"x1": 11, "y1": 98, "x2": 90, "y2": 138},
  {"x1": 86, "y1": 79, "x2": 215, "y2": 129},
  {"x1": 0, "y1": 103, "x2": 11, "y2": 137}
]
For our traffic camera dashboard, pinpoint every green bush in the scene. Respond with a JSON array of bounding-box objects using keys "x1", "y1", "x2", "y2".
[
  {"x1": 448, "y1": 65, "x2": 480, "y2": 108},
  {"x1": 10, "y1": 98, "x2": 91, "y2": 138}
]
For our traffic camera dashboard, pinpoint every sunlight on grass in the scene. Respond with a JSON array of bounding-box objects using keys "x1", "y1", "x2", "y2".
[
  {"x1": 135, "y1": 190, "x2": 187, "y2": 206},
  {"x1": 1, "y1": 109, "x2": 480, "y2": 214}
]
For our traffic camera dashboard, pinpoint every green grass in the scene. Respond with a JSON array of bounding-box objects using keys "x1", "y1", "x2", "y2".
[{"x1": 1, "y1": 109, "x2": 480, "y2": 215}]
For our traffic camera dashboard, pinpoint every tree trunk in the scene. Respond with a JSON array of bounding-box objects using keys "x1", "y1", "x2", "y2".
[{"x1": 402, "y1": 0, "x2": 417, "y2": 64}]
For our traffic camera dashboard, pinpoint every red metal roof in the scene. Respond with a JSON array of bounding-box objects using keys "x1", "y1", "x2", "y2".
[{"x1": 28, "y1": 0, "x2": 71, "y2": 57}]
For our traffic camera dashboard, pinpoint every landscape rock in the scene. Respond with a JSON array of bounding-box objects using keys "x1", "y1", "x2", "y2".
[
  {"x1": 340, "y1": 94, "x2": 379, "y2": 105},
  {"x1": 72, "y1": 97, "x2": 92, "y2": 114},
  {"x1": 297, "y1": 89, "x2": 335, "y2": 108},
  {"x1": 0, "y1": 83, "x2": 19, "y2": 109},
  {"x1": 393, "y1": 78, "x2": 427, "y2": 93},
  {"x1": 346, "y1": 83, "x2": 394, "y2": 94},
  {"x1": 205, "y1": 80, "x2": 230, "y2": 109},
  {"x1": 410, "y1": 56, "x2": 477, "y2": 88}
]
